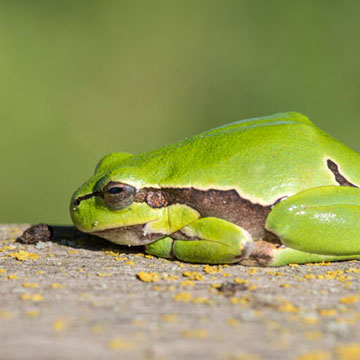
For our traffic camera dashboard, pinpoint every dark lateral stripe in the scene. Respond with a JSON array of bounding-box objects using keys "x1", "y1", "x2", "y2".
[
  {"x1": 136, "y1": 187, "x2": 272, "y2": 241},
  {"x1": 327, "y1": 159, "x2": 358, "y2": 187},
  {"x1": 73, "y1": 191, "x2": 101, "y2": 206}
]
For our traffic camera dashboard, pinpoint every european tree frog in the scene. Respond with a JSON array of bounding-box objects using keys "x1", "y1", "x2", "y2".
[{"x1": 71, "y1": 112, "x2": 360, "y2": 266}]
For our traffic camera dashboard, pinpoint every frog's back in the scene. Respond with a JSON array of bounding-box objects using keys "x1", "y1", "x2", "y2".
[{"x1": 119, "y1": 112, "x2": 360, "y2": 205}]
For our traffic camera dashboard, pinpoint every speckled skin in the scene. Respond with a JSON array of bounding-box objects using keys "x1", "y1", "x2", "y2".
[{"x1": 70, "y1": 112, "x2": 360, "y2": 265}]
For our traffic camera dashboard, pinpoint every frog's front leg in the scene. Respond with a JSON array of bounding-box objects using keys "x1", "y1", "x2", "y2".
[
  {"x1": 265, "y1": 185, "x2": 360, "y2": 265},
  {"x1": 145, "y1": 217, "x2": 254, "y2": 264}
]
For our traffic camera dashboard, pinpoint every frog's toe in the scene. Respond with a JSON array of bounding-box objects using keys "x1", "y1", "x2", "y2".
[{"x1": 236, "y1": 240, "x2": 254, "y2": 260}]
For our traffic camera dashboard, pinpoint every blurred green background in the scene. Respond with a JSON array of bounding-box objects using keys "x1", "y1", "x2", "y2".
[{"x1": 1, "y1": 1, "x2": 360, "y2": 224}]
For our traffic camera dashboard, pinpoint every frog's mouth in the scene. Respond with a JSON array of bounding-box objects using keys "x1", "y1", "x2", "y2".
[{"x1": 92, "y1": 224, "x2": 164, "y2": 246}]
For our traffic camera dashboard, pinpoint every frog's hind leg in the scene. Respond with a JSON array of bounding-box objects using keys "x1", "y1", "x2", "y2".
[
  {"x1": 264, "y1": 185, "x2": 360, "y2": 265},
  {"x1": 145, "y1": 217, "x2": 253, "y2": 264},
  {"x1": 240, "y1": 240, "x2": 360, "y2": 267},
  {"x1": 271, "y1": 247, "x2": 360, "y2": 266}
]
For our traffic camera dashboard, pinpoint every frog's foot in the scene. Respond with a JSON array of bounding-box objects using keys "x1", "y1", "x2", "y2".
[
  {"x1": 145, "y1": 217, "x2": 254, "y2": 264},
  {"x1": 259, "y1": 185, "x2": 360, "y2": 266}
]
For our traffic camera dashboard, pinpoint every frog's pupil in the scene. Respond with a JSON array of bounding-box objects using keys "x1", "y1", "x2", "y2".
[{"x1": 108, "y1": 187, "x2": 123, "y2": 194}]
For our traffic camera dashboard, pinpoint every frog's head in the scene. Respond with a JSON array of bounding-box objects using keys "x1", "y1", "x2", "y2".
[{"x1": 70, "y1": 152, "x2": 167, "y2": 245}]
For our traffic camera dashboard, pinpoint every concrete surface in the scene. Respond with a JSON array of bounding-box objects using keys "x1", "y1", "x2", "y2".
[{"x1": 1, "y1": 224, "x2": 360, "y2": 360}]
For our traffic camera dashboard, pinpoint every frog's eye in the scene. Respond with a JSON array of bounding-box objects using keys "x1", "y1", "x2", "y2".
[{"x1": 103, "y1": 182, "x2": 136, "y2": 210}]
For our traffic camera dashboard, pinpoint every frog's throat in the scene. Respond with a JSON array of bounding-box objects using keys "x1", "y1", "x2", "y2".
[{"x1": 91, "y1": 223, "x2": 200, "y2": 246}]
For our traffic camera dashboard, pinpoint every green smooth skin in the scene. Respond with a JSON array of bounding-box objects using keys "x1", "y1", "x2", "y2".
[{"x1": 71, "y1": 112, "x2": 360, "y2": 266}]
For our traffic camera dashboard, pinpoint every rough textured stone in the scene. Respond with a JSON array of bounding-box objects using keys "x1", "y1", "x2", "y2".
[{"x1": 1, "y1": 224, "x2": 360, "y2": 360}]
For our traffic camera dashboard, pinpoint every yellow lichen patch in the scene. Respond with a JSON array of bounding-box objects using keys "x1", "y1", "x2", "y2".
[
  {"x1": 9, "y1": 250, "x2": 39, "y2": 261},
  {"x1": 25, "y1": 310, "x2": 40, "y2": 318},
  {"x1": 22, "y1": 282, "x2": 40, "y2": 288},
  {"x1": 173, "y1": 292, "x2": 192, "y2": 303},
  {"x1": 304, "y1": 274, "x2": 316, "y2": 280},
  {"x1": 336, "y1": 344, "x2": 360, "y2": 360},
  {"x1": 234, "y1": 278, "x2": 249, "y2": 285},
  {"x1": 302, "y1": 316, "x2": 319, "y2": 325},
  {"x1": 2, "y1": 245, "x2": 16, "y2": 250},
  {"x1": 280, "y1": 283, "x2": 292, "y2": 288},
  {"x1": 97, "y1": 273, "x2": 111, "y2": 277},
  {"x1": 181, "y1": 329, "x2": 208, "y2": 339},
  {"x1": 20, "y1": 293, "x2": 44, "y2": 302},
  {"x1": 289, "y1": 263, "x2": 299, "y2": 267},
  {"x1": 104, "y1": 250, "x2": 121, "y2": 257},
  {"x1": 108, "y1": 338, "x2": 135, "y2": 350},
  {"x1": 339, "y1": 295, "x2": 360, "y2": 304},
  {"x1": 278, "y1": 301, "x2": 299, "y2": 313},
  {"x1": 227, "y1": 318, "x2": 240, "y2": 327},
  {"x1": 0, "y1": 269, "x2": 7, "y2": 274},
  {"x1": 211, "y1": 283, "x2": 221, "y2": 288},
  {"x1": 296, "y1": 350, "x2": 331, "y2": 360},
  {"x1": 162, "y1": 274, "x2": 179, "y2": 281},
  {"x1": 50, "y1": 283, "x2": 65, "y2": 289},
  {"x1": 303, "y1": 331, "x2": 323, "y2": 340},
  {"x1": 345, "y1": 268, "x2": 360, "y2": 273},
  {"x1": 183, "y1": 271, "x2": 204, "y2": 281},
  {"x1": 230, "y1": 295, "x2": 251, "y2": 305},
  {"x1": 192, "y1": 297, "x2": 212, "y2": 304},
  {"x1": 53, "y1": 319, "x2": 67, "y2": 332},
  {"x1": 317, "y1": 270, "x2": 345, "y2": 281},
  {"x1": 8, "y1": 274, "x2": 19, "y2": 280},
  {"x1": 115, "y1": 257, "x2": 127, "y2": 262},
  {"x1": 227, "y1": 354, "x2": 260, "y2": 360},
  {"x1": 292, "y1": 275, "x2": 305, "y2": 282},
  {"x1": 247, "y1": 268, "x2": 258, "y2": 275},
  {"x1": 203, "y1": 265, "x2": 222, "y2": 274},
  {"x1": 318, "y1": 308, "x2": 337, "y2": 317},
  {"x1": 222, "y1": 273, "x2": 233, "y2": 277},
  {"x1": 0, "y1": 310, "x2": 13, "y2": 319},
  {"x1": 267, "y1": 271, "x2": 284, "y2": 276},
  {"x1": 162, "y1": 314, "x2": 178, "y2": 323},
  {"x1": 181, "y1": 280, "x2": 194, "y2": 287},
  {"x1": 136, "y1": 271, "x2": 161, "y2": 282},
  {"x1": 67, "y1": 250, "x2": 78, "y2": 254},
  {"x1": 79, "y1": 292, "x2": 89, "y2": 299},
  {"x1": 37, "y1": 270, "x2": 45, "y2": 275},
  {"x1": 125, "y1": 261, "x2": 135, "y2": 266}
]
